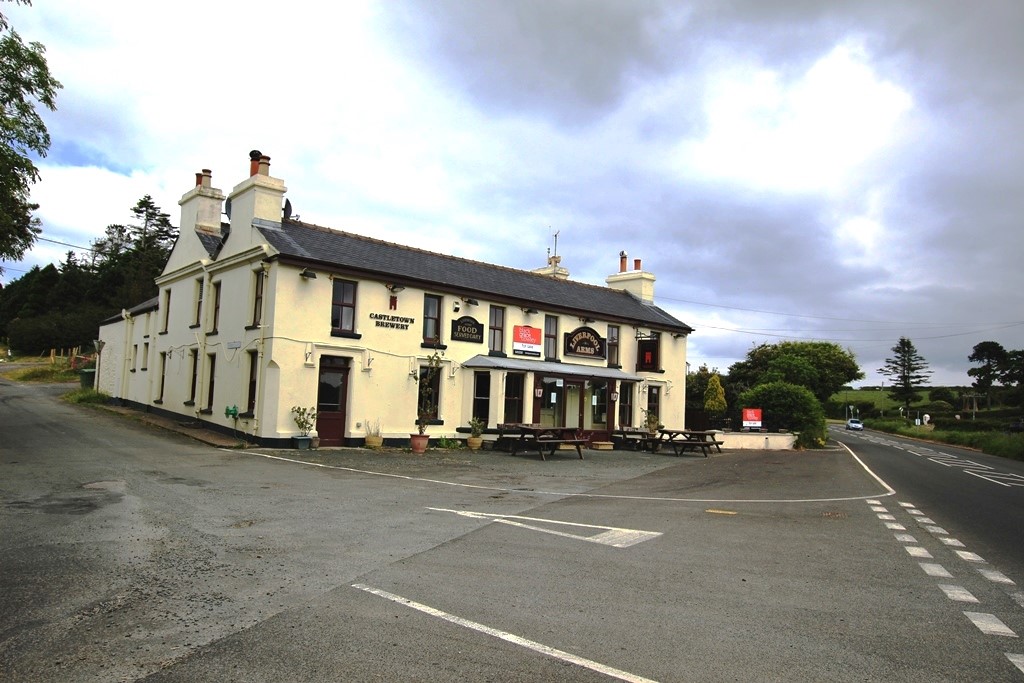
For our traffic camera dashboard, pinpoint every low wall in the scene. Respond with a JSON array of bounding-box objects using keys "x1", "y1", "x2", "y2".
[{"x1": 717, "y1": 431, "x2": 797, "y2": 450}]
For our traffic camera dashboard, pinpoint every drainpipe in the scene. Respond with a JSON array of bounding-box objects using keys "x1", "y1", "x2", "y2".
[{"x1": 252, "y1": 262, "x2": 270, "y2": 439}]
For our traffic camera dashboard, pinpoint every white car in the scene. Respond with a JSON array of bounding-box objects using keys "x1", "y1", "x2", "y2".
[{"x1": 846, "y1": 418, "x2": 864, "y2": 431}]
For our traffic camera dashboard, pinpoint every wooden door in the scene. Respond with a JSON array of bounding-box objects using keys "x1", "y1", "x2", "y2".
[{"x1": 316, "y1": 356, "x2": 349, "y2": 446}]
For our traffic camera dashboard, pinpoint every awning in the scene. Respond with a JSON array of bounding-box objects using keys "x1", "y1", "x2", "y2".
[{"x1": 462, "y1": 354, "x2": 643, "y2": 382}]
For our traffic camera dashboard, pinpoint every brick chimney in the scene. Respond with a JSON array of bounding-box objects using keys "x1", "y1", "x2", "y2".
[
  {"x1": 606, "y1": 250, "x2": 655, "y2": 303},
  {"x1": 178, "y1": 168, "x2": 225, "y2": 237}
]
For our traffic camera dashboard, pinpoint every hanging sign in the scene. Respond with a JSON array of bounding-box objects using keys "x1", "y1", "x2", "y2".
[
  {"x1": 450, "y1": 316, "x2": 483, "y2": 343},
  {"x1": 564, "y1": 326, "x2": 605, "y2": 359},
  {"x1": 512, "y1": 325, "x2": 542, "y2": 357}
]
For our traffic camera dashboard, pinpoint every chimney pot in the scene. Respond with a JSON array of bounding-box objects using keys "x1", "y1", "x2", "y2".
[
  {"x1": 634, "y1": 258, "x2": 641, "y2": 271},
  {"x1": 201, "y1": 169, "x2": 212, "y2": 188},
  {"x1": 619, "y1": 251, "x2": 627, "y2": 273},
  {"x1": 249, "y1": 149, "x2": 262, "y2": 176},
  {"x1": 258, "y1": 155, "x2": 271, "y2": 176},
  {"x1": 195, "y1": 172, "x2": 203, "y2": 187}
]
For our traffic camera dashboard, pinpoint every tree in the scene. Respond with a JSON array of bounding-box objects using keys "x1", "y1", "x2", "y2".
[
  {"x1": 968, "y1": 341, "x2": 1007, "y2": 409},
  {"x1": 738, "y1": 381, "x2": 826, "y2": 448},
  {"x1": 703, "y1": 373, "x2": 727, "y2": 426},
  {"x1": 0, "y1": 1, "x2": 62, "y2": 269},
  {"x1": 727, "y1": 341, "x2": 864, "y2": 404},
  {"x1": 878, "y1": 337, "x2": 932, "y2": 413},
  {"x1": 1000, "y1": 349, "x2": 1024, "y2": 407}
]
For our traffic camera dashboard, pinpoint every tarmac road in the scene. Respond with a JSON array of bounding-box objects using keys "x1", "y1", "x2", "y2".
[{"x1": 2, "y1": 380, "x2": 1022, "y2": 681}]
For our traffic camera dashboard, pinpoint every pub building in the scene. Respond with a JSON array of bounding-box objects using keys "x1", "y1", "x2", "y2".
[{"x1": 96, "y1": 151, "x2": 694, "y2": 448}]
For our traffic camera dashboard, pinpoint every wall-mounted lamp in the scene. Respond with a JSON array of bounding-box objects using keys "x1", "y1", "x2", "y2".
[
  {"x1": 580, "y1": 316, "x2": 595, "y2": 324},
  {"x1": 522, "y1": 307, "x2": 539, "y2": 315},
  {"x1": 299, "y1": 268, "x2": 317, "y2": 279},
  {"x1": 672, "y1": 332, "x2": 686, "y2": 339},
  {"x1": 385, "y1": 283, "x2": 405, "y2": 293},
  {"x1": 461, "y1": 297, "x2": 479, "y2": 306}
]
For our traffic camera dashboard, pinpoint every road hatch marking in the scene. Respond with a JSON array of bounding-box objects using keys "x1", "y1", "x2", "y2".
[{"x1": 427, "y1": 508, "x2": 662, "y2": 548}]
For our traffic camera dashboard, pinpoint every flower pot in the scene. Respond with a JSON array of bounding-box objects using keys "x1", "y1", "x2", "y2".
[
  {"x1": 292, "y1": 435, "x2": 312, "y2": 450},
  {"x1": 410, "y1": 433, "x2": 428, "y2": 454},
  {"x1": 466, "y1": 436, "x2": 483, "y2": 451},
  {"x1": 365, "y1": 435, "x2": 383, "y2": 449}
]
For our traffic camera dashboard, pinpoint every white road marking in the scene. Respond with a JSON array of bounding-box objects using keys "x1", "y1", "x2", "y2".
[
  {"x1": 964, "y1": 612, "x2": 1018, "y2": 637},
  {"x1": 885, "y1": 522, "x2": 906, "y2": 530},
  {"x1": 870, "y1": 505, "x2": 888, "y2": 512},
  {"x1": 939, "y1": 537, "x2": 966, "y2": 547},
  {"x1": 426, "y1": 508, "x2": 662, "y2": 548},
  {"x1": 924, "y1": 525, "x2": 948, "y2": 535},
  {"x1": 938, "y1": 584, "x2": 979, "y2": 603},
  {"x1": 1007, "y1": 653, "x2": 1024, "y2": 674},
  {"x1": 877, "y1": 513, "x2": 896, "y2": 520},
  {"x1": 966, "y1": 471, "x2": 1024, "y2": 487},
  {"x1": 898, "y1": 501, "x2": 916, "y2": 507},
  {"x1": 1011, "y1": 592, "x2": 1024, "y2": 610},
  {"x1": 920, "y1": 563, "x2": 954, "y2": 578},
  {"x1": 352, "y1": 584, "x2": 660, "y2": 683},
  {"x1": 248, "y1": 450, "x2": 892, "y2": 504},
  {"x1": 866, "y1": 499, "x2": 882, "y2": 505},
  {"x1": 906, "y1": 546, "x2": 933, "y2": 559},
  {"x1": 915, "y1": 517, "x2": 936, "y2": 525},
  {"x1": 908, "y1": 510, "x2": 925, "y2": 517},
  {"x1": 894, "y1": 533, "x2": 917, "y2": 543},
  {"x1": 956, "y1": 550, "x2": 986, "y2": 564},
  {"x1": 979, "y1": 568, "x2": 1016, "y2": 585}
]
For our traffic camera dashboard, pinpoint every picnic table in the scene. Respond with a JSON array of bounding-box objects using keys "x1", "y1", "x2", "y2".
[
  {"x1": 657, "y1": 429, "x2": 724, "y2": 457},
  {"x1": 613, "y1": 427, "x2": 662, "y2": 452},
  {"x1": 496, "y1": 423, "x2": 587, "y2": 461}
]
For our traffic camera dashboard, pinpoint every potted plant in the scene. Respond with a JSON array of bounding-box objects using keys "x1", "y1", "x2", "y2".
[
  {"x1": 364, "y1": 418, "x2": 383, "y2": 449},
  {"x1": 411, "y1": 350, "x2": 442, "y2": 454},
  {"x1": 466, "y1": 417, "x2": 486, "y2": 450},
  {"x1": 291, "y1": 405, "x2": 317, "y2": 449},
  {"x1": 641, "y1": 407, "x2": 661, "y2": 435}
]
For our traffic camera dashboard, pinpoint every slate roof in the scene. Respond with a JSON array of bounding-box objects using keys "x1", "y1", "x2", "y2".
[
  {"x1": 254, "y1": 218, "x2": 693, "y2": 333},
  {"x1": 99, "y1": 296, "x2": 159, "y2": 326}
]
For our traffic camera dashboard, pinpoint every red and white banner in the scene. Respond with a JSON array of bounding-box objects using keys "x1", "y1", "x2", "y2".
[{"x1": 742, "y1": 408, "x2": 762, "y2": 428}]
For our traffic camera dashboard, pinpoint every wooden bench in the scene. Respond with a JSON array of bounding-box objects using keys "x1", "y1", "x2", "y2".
[
  {"x1": 512, "y1": 438, "x2": 587, "y2": 461},
  {"x1": 668, "y1": 438, "x2": 724, "y2": 457}
]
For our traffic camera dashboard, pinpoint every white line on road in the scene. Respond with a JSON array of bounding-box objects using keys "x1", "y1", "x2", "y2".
[
  {"x1": 956, "y1": 550, "x2": 986, "y2": 564},
  {"x1": 352, "y1": 584, "x2": 660, "y2": 683},
  {"x1": 426, "y1": 508, "x2": 662, "y2": 548},
  {"x1": 1007, "y1": 653, "x2": 1024, "y2": 674},
  {"x1": 938, "y1": 584, "x2": 979, "y2": 603},
  {"x1": 877, "y1": 513, "x2": 896, "y2": 520},
  {"x1": 979, "y1": 568, "x2": 1016, "y2": 585},
  {"x1": 906, "y1": 546, "x2": 933, "y2": 559},
  {"x1": 885, "y1": 522, "x2": 906, "y2": 530},
  {"x1": 939, "y1": 537, "x2": 965, "y2": 547},
  {"x1": 920, "y1": 563, "x2": 954, "y2": 578},
  {"x1": 964, "y1": 612, "x2": 1018, "y2": 637},
  {"x1": 924, "y1": 525, "x2": 949, "y2": 535},
  {"x1": 894, "y1": 533, "x2": 917, "y2": 543}
]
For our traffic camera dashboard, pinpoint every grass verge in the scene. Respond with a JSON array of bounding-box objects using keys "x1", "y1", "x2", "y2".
[{"x1": 866, "y1": 419, "x2": 1024, "y2": 460}]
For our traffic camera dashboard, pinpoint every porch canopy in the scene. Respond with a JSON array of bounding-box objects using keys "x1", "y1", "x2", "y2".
[{"x1": 462, "y1": 354, "x2": 643, "y2": 382}]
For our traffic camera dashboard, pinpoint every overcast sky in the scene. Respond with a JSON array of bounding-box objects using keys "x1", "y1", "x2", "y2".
[{"x1": 4, "y1": 1, "x2": 1022, "y2": 387}]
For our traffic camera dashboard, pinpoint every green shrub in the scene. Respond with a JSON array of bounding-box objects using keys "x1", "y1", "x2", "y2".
[
  {"x1": 739, "y1": 381, "x2": 826, "y2": 448},
  {"x1": 930, "y1": 418, "x2": 1006, "y2": 432},
  {"x1": 864, "y1": 420, "x2": 1024, "y2": 460}
]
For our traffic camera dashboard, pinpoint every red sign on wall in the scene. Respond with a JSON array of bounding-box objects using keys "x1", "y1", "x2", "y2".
[
  {"x1": 513, "y1": 325, "x2": 542, "y2": 357},
  {"x1": 742, "y1": 408, "x2": 762, "y2": 428}
]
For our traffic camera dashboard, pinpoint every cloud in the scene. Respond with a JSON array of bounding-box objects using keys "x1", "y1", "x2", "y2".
[{"x1": 4, "y1": 0, "x2": 1022, "y2": 388}]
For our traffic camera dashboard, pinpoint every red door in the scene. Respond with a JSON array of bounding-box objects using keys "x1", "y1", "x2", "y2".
[{"x1": 316, "y1": 356, "x2": 349, "y2": 446}]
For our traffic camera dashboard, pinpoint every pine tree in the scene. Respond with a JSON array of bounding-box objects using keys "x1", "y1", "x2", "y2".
[{"x1": 878, "y1": 337, "x2": 932, "y2": 414}]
